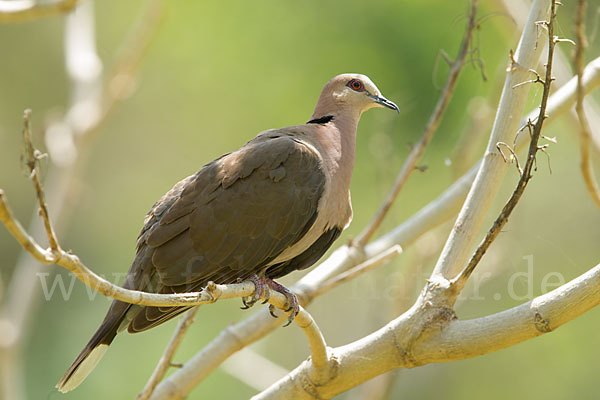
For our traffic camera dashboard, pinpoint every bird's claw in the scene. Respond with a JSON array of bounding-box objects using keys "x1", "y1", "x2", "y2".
[
  {"x1": 268, "y1": 304, "x2": 278, "y2": 318},
  {"x1": 240, "y1": 274, "x2": 269, "y2": 310},
  {"x1": 265, "y1": 279, "x2": 299, "y2": 327},
  {"x1": 239, "y1": 275, "x2": 299, "y2": 327}
]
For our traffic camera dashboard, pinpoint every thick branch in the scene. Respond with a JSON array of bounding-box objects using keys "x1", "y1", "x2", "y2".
[
  {"x1": 354, "y1": 0, "x2": 478, "y2": 246},
  {"x1": 431, "y1": 0, "x2": 551, "y2": 281},
  {"x1": 255, "y1": 259, "x2": 600, "y2": 399}
]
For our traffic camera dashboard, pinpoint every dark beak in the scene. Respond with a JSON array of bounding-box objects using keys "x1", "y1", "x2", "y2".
[{"x1": 368, "y1": 94, "x2": 400, "y2": 113}]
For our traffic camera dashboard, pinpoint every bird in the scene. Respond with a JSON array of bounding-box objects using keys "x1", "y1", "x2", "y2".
[{"x1": 56, "y1": 73, "x2": 399, "y2": 393}]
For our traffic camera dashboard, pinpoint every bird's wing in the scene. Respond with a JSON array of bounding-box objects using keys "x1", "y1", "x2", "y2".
[{"x1": 127, "y1": 131, "x2": 327, "y2": 332}]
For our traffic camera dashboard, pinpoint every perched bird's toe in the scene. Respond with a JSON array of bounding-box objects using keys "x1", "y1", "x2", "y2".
[
  {"x1": 265, "y1": 278, "x2": 300, "y2": 327},
  {"x1": 240, "y1": 274, "x2": 270, "y2": 309},
  {"x1": 282, "y1": 294, "x2": 300, "y2": 327}
]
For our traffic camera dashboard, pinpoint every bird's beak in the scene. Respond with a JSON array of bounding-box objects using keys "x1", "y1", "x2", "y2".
[{"x1": 368, "y1": 94, "x2": 400, "y2": 113}]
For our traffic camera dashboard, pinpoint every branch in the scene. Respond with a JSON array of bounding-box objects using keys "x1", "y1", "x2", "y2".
[
  {"x1": 354, "y1": 0, "x2": 479, "y2": 247},
  {"x1": 148, "y1": 55, "x2": 600, "y2": 399},
  {"x1": 20, "y1": 110, "x2": 60, "y2": 255},
  {"x1": 221, "y1": 348, "x2": 289, "y2": 392},
  {"x1": 574, "y1": 0, "x2": 600, "y2": 209},
  {"x1": 431, "y1": 0, "x2": 551, "y2": 281},
  {"x1": 0, "y1": 3, "x2": 166, "y2": 399},
  {"x1": 0, "y1": 187, "x2": 305, "y2": 310},
  {"x1": 254, "y1": 259, "x2": 600, "y2": 399},
  {"x1": 0, "y1": 0, "x2": 77, "y2": 22},
  {"x1": 313, "y1": 245, "x2": 402, "y2": 298},
  {"x1": 1, "y1": 179, "x2": 331, "y2": 383},
  {"x1": 453, "y1": 0, "x2": 559, "y2": 288},
  {"x1": 137, "y1": 307, "x2": 200, "y2": 400},
  {"x1": 3, "y1": 120, "x2": 331, "y2": 388}
]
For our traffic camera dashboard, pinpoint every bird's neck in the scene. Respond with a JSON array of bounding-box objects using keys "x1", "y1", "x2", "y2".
[{"x1": 310, "y1": 108, "x2": 359, "y2": 197}]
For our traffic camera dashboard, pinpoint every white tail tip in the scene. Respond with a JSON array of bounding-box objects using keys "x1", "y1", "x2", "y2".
[{"x1": 56, "y1": 344, "x2": 109, "y2": 393}]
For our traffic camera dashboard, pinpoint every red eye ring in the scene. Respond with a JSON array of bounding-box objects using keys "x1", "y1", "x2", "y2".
[{"x1": 347, "y1": 79, "x2": 364, "y2": 91}]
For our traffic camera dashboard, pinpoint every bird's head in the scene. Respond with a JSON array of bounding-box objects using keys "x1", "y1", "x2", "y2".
[{"x1": 313, "y1": 73, "x2": 399, "y2": 118}]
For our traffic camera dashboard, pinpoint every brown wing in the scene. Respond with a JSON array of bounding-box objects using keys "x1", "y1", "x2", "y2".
[{"x1": 126, "y1": 132, "x2": 326, "y2": 332}]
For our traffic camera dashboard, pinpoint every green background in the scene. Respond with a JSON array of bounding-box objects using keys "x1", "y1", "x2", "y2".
[{"x1": 1, "y1": 0, "x2": 599, "y2": 399}]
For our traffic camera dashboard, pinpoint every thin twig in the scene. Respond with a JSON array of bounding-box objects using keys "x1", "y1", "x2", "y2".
[
  {"x1": 353, "y1": 0, "x2": 479, "y2": 247},
  {"x1": 453, "y1": 0, "x2": 559, "y2": 288},
  {"x1": 0, "y1": 0, "x2": 78, "y2": 22},
  {"x1": 314, "y1": 245, "x2": 402, "y2": 298},
  {"x1": 0, "y1": 4, "x2": 161, "y2": 400},
  {"x1": 430, "y1": 0, "x2": 551, "y2": 281},
  {"x1": 574, "y1": 0, "x2": 600, "y2": 209},
  {"x1": 137, "y1": 307, "x2": 200, "y2": 400},
  {"x1": 496, "y1": 141, "x2": 523, "y2": 175},
  {"x1": 20, "y1": 110, "x2": 61, "y2": 257},
  {"x1": 0, "y1": 4, "x2": 167, "y2": 399}
]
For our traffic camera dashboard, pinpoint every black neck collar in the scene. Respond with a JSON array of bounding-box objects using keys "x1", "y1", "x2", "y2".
[{"x1": 307, "y1": 115, "x2": 334, "y2": 125}]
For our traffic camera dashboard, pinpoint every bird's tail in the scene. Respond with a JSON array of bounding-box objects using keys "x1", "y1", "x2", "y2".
[{"x1": 55, "y1": 301, "x2": 130, "y2": 393}]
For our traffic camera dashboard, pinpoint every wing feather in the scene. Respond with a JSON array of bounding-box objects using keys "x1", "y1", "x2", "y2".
[{"x1": 128, "y1": 133, "x2": 327, "y2": 331}]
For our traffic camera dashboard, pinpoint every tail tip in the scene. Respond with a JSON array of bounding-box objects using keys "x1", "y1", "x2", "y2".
[{"x1": 56, "y1": 344, "x2": 109, "y2": 393}]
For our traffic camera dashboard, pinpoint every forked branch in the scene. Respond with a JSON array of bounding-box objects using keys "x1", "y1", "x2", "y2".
[{"x1": 453, "y1": 0, "x2": 559, "y2": 288}]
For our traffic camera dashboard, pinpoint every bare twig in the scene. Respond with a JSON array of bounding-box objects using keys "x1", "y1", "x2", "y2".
[
  {"x1": 0, "y1": 0, "x2": 78, "y2": 22},
  {"x1": 314, "y1": 245, "x2": 402, "y2": 298},
  {"x1": 496, "y1": 141, "x2": 523, "y2": 174},
  {"x1": 137, "y1": 307, "x2": 200, "y2": 400},
  {"x1": 574, "y1": 0, "x2": 600, "y2": 209},
  {"x1": 20, "y1": 110, "x2": 60, "y2": 256},
  {"x1": 453, "y1": 0, "x2": 559, "y2": 288},
  {"x1": 0, "y1": 3, "x2": 167, "y2": 399},
  {"x1": 431, "y1": 0, "x2": 551, "y2": 281},
  {"x1": 353, "y1": 0, "x2": 479, "y2": 247}
]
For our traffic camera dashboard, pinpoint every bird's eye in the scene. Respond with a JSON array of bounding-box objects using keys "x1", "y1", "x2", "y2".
[{"x1": 347, "y1": 79, "x2": 364, "y2": 92}]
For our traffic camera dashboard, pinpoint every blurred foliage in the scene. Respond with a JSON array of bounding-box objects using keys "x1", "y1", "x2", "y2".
[{"x1": 1, "y1": 0, "x2": 600, "y2": 399}]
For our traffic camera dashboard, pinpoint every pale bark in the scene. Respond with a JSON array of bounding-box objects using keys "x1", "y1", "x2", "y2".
[
  {"x1": 2, "y1": 1, "x2": 599, "y2": 399},
  {"x1": 431, "y1": 0, "x2": 551, "y2": 281},
  {"x1": 255, "y1": 260, "x2": 600, "y2": 399}
]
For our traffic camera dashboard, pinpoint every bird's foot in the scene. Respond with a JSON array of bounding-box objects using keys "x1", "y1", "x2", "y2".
[
  {"x1": 239, "y1": 276, "x2": 299, "y2": 326},
  {"x1": 265, "y1": 279, "x2": 299, "y2": 327},
  {"x1": 241, "y1": 274, "x2": 270, "y2": 309}
]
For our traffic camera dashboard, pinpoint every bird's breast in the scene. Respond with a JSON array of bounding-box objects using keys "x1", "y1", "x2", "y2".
[{"x1": 269, "y1": 172, "x2": 351, "y2": 265}]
